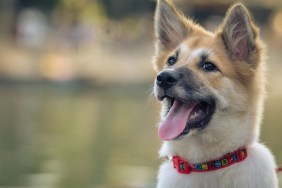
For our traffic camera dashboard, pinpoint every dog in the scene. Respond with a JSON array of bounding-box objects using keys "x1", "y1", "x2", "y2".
[{"x1": 152, "y1": 0, "x2": 279, "y2": 187}]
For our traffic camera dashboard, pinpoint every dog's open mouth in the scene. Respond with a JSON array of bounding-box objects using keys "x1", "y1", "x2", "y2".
[{"x1": 158, "y1": 97, "x2": 215, "y2": 141}]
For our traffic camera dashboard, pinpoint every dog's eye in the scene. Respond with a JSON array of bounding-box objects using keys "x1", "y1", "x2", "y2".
[
  {"x1": 167, "y1": 56, "x2": 177, "y2": 66},
  {"x1": 201, "y1": 62, "x2": 218, "y2": 72}
]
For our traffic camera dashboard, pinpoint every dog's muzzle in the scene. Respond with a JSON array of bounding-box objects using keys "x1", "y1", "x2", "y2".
[{"x1": 154, "y1": 67, "x2": 216, "y2": 141}]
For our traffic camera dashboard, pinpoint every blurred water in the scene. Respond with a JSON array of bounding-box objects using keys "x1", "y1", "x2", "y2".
[{"x1": 0, "y1": 83, "x2": 160, "y2": 187}]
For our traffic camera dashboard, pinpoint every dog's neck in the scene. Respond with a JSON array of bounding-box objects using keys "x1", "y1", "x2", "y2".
[
  {"x1": 161, "y1": 140, "x2": 249, "y2": 164},
  {"x1": 159, "y1": 114, "x2": 258, "y2": 163}
]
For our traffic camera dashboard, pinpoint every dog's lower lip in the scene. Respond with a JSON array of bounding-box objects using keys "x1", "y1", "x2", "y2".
[{"x1": 158, "y1": 95, "x2": 165, "y2": 101}]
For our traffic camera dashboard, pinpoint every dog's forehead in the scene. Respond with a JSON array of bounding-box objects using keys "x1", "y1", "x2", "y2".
[{"x1": 179, "y1": 43, "x2": 212, "y2": 61}]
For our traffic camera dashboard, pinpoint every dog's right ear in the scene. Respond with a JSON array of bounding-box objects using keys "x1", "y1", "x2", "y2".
[
  {"x1": 217, "y1": 3, "x2": 259, "y2": 63},
  {"x1": 154, "y1": 0, "x2": 188, "y2": 51}
]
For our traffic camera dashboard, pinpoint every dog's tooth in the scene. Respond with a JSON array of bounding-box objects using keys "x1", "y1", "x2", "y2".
[{"x1": 190, "y1": 112, "x2": 199, "y2": 120}]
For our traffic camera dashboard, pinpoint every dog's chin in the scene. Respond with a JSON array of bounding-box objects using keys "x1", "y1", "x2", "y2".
[{"x1": 159, "y1": 96, "x2": 216, "y2": 141}]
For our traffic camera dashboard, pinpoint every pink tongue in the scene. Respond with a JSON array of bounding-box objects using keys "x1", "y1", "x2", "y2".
[{"x1": 158, "y1": 100, "x2": 196, "y2": 141}]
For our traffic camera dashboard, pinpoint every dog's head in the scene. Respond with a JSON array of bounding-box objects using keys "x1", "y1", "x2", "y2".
[{"x1": 153, "y1": 0, "x2": 265, "y2": 146}]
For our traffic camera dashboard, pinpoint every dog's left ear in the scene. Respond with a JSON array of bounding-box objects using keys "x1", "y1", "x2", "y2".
[
  {"x1": 154, "y1": 0, "x2": 188, "y2": 51},
  {"x1": 217, "y1": 3, "x2": 259, "y2": 62}
]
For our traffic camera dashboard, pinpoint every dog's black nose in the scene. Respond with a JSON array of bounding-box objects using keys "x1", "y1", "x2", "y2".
[{"x1": 156, "y1": 70, "x2": 178, "y2": 89}]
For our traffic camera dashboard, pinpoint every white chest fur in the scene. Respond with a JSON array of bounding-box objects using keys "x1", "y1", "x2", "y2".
[{"x1": 157, "y1": 143, "x2": 278, "y2": 188}]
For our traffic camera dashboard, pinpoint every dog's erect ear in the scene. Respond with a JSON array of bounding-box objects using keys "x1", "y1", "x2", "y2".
[
  {"x1": 154, "y1": 0, "x2": 188, "y2": 51},
  {"x1": 218, "y1": 3, "x2": 258, "y2": 62}
]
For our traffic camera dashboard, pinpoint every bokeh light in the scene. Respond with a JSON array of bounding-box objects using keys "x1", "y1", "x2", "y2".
[{"x1": 272, "y1": 10, "x2": 282, "y2": 38}]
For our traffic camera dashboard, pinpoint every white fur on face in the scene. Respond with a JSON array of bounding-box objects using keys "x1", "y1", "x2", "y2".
[
  {"x1": 190, "y1": 48, "x2": 212, "y2": 59},
  {"x1": 179, "y1": 43, "x2": 189, "y2": 54},
  {"x1": 176, "y1": 44, "x2": 213, "y2": 67}
]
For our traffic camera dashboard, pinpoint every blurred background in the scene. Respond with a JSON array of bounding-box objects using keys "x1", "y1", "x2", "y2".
[{"x1": 0, "y1": 0, "x2": 281, "y2": 187}]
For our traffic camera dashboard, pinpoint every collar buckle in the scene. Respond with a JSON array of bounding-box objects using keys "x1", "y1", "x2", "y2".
[
  {"x1": 173, "y1": 156, "x2": 190, "y2": 174},
  {"x1": 237, "y1": 147, "x2": 247, "y2": 161}
]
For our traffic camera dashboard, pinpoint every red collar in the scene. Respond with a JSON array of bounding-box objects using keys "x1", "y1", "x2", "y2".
[{"x1": 172, "y1": 147, "x2": 247, "y2": 174}]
